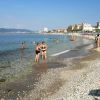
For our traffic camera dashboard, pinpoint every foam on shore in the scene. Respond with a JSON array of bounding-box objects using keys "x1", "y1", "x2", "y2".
[{"x1": 50, "y1": 50, "x2": 70, "y2": 57}]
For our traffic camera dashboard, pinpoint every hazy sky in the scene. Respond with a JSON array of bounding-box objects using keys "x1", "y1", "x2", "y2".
[{"x1": 0, "y1": 0, "x2": 100, "y2": 30}]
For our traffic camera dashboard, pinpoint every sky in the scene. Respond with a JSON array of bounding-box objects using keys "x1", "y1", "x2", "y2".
[{"x1": 0, "y1": 0, "x2": 100, "y2": 30}]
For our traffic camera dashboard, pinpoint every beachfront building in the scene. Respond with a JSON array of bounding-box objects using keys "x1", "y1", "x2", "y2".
[
  {"x1": 67, "y1": 25, "x2": 74, "y2": 32},
  {"x1": 74, "y1": 24, "x2": 82, "y2": 32},
  {"x1": 56, "y1": 29, "x2": 67, "y2": 33},
  {"x1": 48, "y1": 28, "x2": 67, "y2": 33},
  {"x1": 40, "y1": 27, "x2": 49, "y2": 33},
  {"x1": 95, "y1": 22, "x2": 100, "y2": 32},
  {"x1": 43, "y1": 27, "x2": 48, "y2": 33},
  {"x1": 97, "y1": 22, "x2": 100, "y2": 29},
  {"x1": 82, "y1": 23, "x2": 93, "y2": 32},
  {"x1": 67, "y1": 24, "x2": 82, "y2": 32},
  {"x1": 67, "y1": 23, "x2": 94, "y2": 33}
]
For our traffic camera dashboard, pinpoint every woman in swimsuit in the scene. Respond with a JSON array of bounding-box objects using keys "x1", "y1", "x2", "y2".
[
  {"x1": 35, "y1": 42, "x2": 41, "y2": 62},
  {"x1": 95, "y1": 34, "x2": 100, "y2": 48},
  {"x1": 41, "y1": 41, "x2": 47, "y2": 60}
]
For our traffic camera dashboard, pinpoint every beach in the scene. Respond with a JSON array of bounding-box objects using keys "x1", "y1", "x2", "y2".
[
  {"x1": 0, "y1": 0, "x2": 100, "y2": 99},
  {"x1": 0, "y1": 34, "x2": 100, "y2": 100},
  {"x1": 21, "y1": 47, "x2": 100, "y2": 100}
]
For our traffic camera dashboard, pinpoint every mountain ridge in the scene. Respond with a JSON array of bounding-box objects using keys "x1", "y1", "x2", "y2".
[{"x1": 0, "y1": 28, "x2": 32, "y2": 33}]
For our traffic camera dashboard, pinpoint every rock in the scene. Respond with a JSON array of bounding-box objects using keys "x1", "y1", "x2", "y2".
[{"x1": 0, "y1": 79, "x2": 6, "y2": 82}]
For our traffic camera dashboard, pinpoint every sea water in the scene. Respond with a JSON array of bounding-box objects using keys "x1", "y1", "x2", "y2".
[{"x1": 0, "y1": 33, "x2": 93, "y2": 82}]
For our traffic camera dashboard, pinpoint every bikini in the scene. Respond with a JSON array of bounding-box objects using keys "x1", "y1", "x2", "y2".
[
  {"x1": 41, "y1": 46, "x2": 46, "y2": 52},
  {"x1": 35, "y1": 48, "x2": 40, "y2": 54}
]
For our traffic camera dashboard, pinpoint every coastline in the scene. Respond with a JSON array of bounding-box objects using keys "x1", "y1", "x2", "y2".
[
  {"x1": 0, "y1": 34, "x2": 99, "y2": 100},
  {"x1": 21, "y1": 47, "x2": 100, "y2": 100}
]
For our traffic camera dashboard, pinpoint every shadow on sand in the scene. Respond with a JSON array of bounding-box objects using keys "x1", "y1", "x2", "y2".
[{"x1": 89, "y1": 89, "x2": 100, "y2": 100}]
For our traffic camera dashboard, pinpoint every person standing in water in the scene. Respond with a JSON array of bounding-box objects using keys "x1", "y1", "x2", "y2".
[
  {"x1": 21, "y1": 41, "x2": 27, "y2": 50},
  {"x1": 35, "y1": 42, "x2": 41, "y2": 63},
  {"x1": 41, "y1": 41, "x2": 47, "y2": 61},
  {"x1": 21, "y1": 42, "x2": 25, "y2": 49},
  {"x1": 95, "y1": 34, "x2": 100, "y2": 48}
]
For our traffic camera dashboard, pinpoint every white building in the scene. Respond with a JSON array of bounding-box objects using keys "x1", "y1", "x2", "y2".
[
  {"x1": 82, "y1": 23, "x2": 93, "y2": 32},
  {"x1": 67, "y1": 23, "x2": 94, "y2": 32},
  {"x1": 43, "y1": 27, "x2": 48, "y2": 33}
]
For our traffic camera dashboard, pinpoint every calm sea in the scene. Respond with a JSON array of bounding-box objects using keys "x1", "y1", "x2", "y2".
[{"x1": 0, "y1": 33, "x2": 93, "y2": 82}]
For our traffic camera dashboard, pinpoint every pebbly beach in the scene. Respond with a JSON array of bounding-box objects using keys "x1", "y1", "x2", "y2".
[
  {"x1": 22, "y1": 45, "x2": 100, "y2": 100},
  {"x1": 0, "y1": 34, "x2": 100, "y2": 100},
  {"x1": 1, "y1": 0, "x2": 100, "y2": 99}
]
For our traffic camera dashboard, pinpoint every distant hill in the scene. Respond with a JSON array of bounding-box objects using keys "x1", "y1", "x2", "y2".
[{"x1": 0, "y1": 28, "x2": 32, "y2": 33}]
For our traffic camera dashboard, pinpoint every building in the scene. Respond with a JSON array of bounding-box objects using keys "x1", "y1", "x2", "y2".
[
  {"x1": 43, "y1": 27, "x2": 48, "y2": 33},
  {"x1": 56, "y1": 29, "x2": 67, "y2": 33},
  {"x1": 67, "y1": 25, "x2": 74, "y2": 32},
  {"x1": 67, "y1": 23, "x2": 94, "y2": 32},
  {"x1": 48, "y1": 28, "x2": 67, "y2": 33},
  {"x1": 95, "y1": 22, "x2": 100, "y2": 32},
  {"x1": 97, "y1": 22, "x2": 100, "y2": 29},
  {"x1": 82, "y1": 23, "x2": 93, "y2": 32}
]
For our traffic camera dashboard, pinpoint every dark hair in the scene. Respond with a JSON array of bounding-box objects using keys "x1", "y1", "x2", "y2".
[
  {"x1": 97, "y1": 34, "x2": 99, "y2": 37},
  {"x1": 42, "y1": 41, "x2": 45, "y2": 44}
]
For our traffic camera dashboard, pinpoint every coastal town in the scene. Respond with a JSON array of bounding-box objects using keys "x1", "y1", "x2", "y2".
[{"x1": 42, "y1": 22, "x2": 100, "y2": 34}]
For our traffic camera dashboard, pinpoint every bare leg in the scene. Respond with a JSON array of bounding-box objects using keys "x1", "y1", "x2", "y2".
[
  {"x1": 41, "y1": 51, "x2": 44, "y2": 59},
  {"x1": 35, "y1": 54, "x2": 39, "y2": 63},
  {"x1": 96, "y1": 42, "x2": 99, "y2": 48},
  {"x1": 44, "y1": 51, "x2": 47, "y2": 60},
  {"x1": 35, "y1": 55, "x2": 37, "y2": 62}
]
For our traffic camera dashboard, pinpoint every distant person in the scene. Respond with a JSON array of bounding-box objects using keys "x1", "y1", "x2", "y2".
[
  {"x1": 35, "y1": 42, "x2": 41, "y2": 63},
  {"x1": 20, "y1": 42, "x2": 26, "y2": 62},
  {"x1": 41, "y1": 41, "x2": 47, "y2": 61},
  {"x1": 95, "y1": 34, "x2": 100, "y2": 48},
  {"x1": 21, "y1": 41, "x2": 26, "y2": 49},
  {"x1": 70, "y1": 33, "x2": 76, "y2": 41},
  {"x1": 33, "y1": 41, "x2": 36, "y2": 45}
]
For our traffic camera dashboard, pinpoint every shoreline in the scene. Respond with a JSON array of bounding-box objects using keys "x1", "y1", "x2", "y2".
[
  {"x1": 0, "y1": 34, "x2": 99, "y2": 100},
  {"x1": 0, "y1": 45, "x2": 99, "y2": 100},
  {"x1": 22, "y1": 47, "x2": 100, "y2": 100}
]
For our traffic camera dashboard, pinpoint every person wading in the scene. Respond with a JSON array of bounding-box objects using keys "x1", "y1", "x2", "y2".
[
  {"x1": 95, "y1": 34, "x2": 100, "y2": 48},
  {"x1": 35, "y1": 42, "x2": 41, "y2": 63},
  {"x1": 41, "y1": 41, "x2": 47, "y2": 61}
]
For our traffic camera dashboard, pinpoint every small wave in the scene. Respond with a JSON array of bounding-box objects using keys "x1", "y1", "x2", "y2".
[{"x1": 50, "y1": 50, "x2": 70, "y2": 57}]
